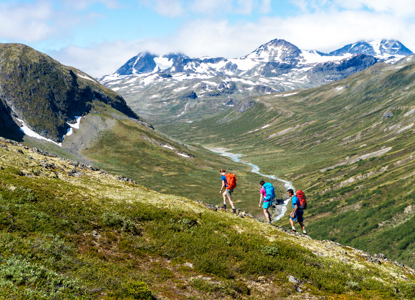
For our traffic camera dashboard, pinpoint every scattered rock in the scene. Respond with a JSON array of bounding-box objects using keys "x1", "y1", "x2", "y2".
[
  {"x1": 367, "y1": 257, "x2": 381, "y2": 264},
  {"x1": 87, "y1": 288, "x2": 102, "y2": 294},
  {"x1": 288, "y1": 275, "x2": 300, "y2": 284},
  {"x1": 17, "y1": 149, "x2": 24, "y2": 154},
  {"x1": 383, "y1": 111, "x2": 393, "y2": 118},
  {"x1": 184, "y1": 262, "x2": 193, "y2": 269},
  {"x1": 374, "y1": 253, "x2": 386, "y2": 259}
]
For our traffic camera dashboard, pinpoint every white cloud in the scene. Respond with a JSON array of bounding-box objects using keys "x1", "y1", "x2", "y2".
[
  {"x1": 191, "y1": 0, "x2": 233, "y2": 14},
  {"x1": 236, "y1": 0, "x2": 254, "y2": 14},
  {"x1": 139, "y1": 0, "x2": 184, "y2": 17},
  {"x1": 260, "y1": 0, "x2": 271, "y2": 13},
  {"x1": 49, "y1": 40, "x2": 142, "y2": 77},
  {"x1": 190, "y1": 0, "x2": 270, "y2": 15},
  {"x1": 45, "y1": 0, "x2": 415, "y2": 77},
  {"x1": 65, "y1": 0, "x2": 120, "y2": 9},
  {"x1": 334, "y1": 0, "x2": 415, "y2": 17},
  {"x1": 0, "y1": 2, "x2": 57, "y2": 42},
  {"x1": 52, "y1": 8, "x2": 415, "y2": 77},
  {"x1": 291, "y1": 0, "x2": 415, "y2": 17}
]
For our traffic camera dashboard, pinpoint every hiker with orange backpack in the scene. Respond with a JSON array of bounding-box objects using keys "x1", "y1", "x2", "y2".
[
  {"x1": 219, "y1": 169, "x2": 237, "y2": 213},
  {"x1": 287, "y1": 189, "x2": 307, "y2": 234}
]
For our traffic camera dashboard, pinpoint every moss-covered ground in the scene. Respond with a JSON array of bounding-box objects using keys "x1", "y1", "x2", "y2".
[{"x1": 0, "y1": 139, "x2": 413, "y2": 298}]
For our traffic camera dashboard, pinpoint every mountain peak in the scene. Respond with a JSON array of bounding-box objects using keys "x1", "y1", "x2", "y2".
[
  {"x1": 329, "y1": 39, "x2": 413, "y2": 57},
  {"x1": 243, "y1": 38, "x2": 302, "y2": 62}
]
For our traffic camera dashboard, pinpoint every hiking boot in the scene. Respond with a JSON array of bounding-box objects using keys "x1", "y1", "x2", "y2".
[
  {"x1": 232, "y1": 208, "x2": 236, "y2": 214},
  {"x1": 220, "y1": 204, "x2": 226, "y2": 210},
  {"x1": 291, "y1": 228, "x2": 296, "y2": 233},
  {"x1": 303, "y1": 231, "x2": 307, "y2": 235}
]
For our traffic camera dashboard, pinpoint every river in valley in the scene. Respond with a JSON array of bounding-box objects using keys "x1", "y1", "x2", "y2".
[{"x1": 208, "y1": 148, "x2": 294, "y2": 222}]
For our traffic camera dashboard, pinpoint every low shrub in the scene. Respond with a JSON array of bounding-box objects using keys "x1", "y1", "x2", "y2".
[
  {"x1": 120, "y1": 280, "x2": 155, "y2": 299},
  {"x1": 261, "y1": 245, "x2": 279, "y2": 257}
]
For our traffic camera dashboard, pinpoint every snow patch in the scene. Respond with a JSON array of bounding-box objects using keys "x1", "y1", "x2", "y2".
[
  {"x1": 274, "y1": 92, "x2": 298, "y2": 97},
  {"x1": 154, "y1": 56, "x2": 173, "y2": 70},
  {"x1": 17, "y1": 119, "x2": 62, "y2": 147},
  {"x1": 174, "y1": 87, "x2": 187, "y2": 92},
  {"x1": 162, "y1": 145, "x2": 175, "y2": 150},
  {"x1": 65, "y1": 116, "x2": 82, "y2": 137},
  {"x1": 178, "y1": 153, "x2": 190, "y2": 158},
  {"x1": 177, "y1": 102, "x2": 190, "y2": 117},
  {"x1": 77, "y1": 73, "x2": 96, "y2": 83}
]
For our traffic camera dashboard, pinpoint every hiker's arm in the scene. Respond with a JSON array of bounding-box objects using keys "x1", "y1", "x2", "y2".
[
  {"x1": 220, "y1": 180, "x2": 225, "y2": 193},
  {"x1": 259, "y1": 194, "x2": 263, "y2": 207},
  {"x1": 291, "y1": 203, "x2": 298, "y2": 217}
]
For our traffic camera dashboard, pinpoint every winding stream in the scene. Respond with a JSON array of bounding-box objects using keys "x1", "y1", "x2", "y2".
[{"x1": 208, "y1": 148, "x2": 294, "y2": 221}]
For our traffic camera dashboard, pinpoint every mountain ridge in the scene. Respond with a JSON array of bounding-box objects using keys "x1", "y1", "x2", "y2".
[
  {"x1": 103, "y1": 38, "x2": 412, "y2": 79},
  {"x1": 99, "y1": 38, "x2": 413, "y2": 126}
]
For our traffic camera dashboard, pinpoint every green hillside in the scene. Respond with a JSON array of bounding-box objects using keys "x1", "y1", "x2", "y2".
[
  {"x1": 0, "y1": 138, "x2": 413, "y2": 299},
  {"x1": 21, "y1": 101, "x2": 266, "y2": 215},
  {"x1": 158, "y1": 57, "x2": 415, "y2": 267},
  {"x1": 79, "y1": 104, "x2": 267, "y2": 214},
  {"x1": 0, "y1": 43, "x2": 141, "y2": 142}
]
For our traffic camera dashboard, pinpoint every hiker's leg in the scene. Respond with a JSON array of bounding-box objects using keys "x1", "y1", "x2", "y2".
[
  {"x1": 227, "y1": 194, "x2": 235, "y2": 209},
  {"x1": 222, "y1": 191, "x2": 227, "y2": 204},
  {"x1": 226, "y1": 190, "x2": 235, "y2": 209},
  {"x1": 289, "y1": 217, "x2": 295, "y2": 228},
  {"x1": 299, "y1": 222, "x2": 306, "y2": 231},
  {"x1": 263, "y1": 208, "x2": 271, "y2": 222}
]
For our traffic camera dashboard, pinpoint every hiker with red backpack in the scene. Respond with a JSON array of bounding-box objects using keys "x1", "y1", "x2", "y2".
[
  {"x1": 219, "y1": 169, "x2": 237, "y2": 213},
  {"x1": 287, "y1": 189, "x2": 307, "y2": 234},
  {"x1": 259, "y1": 181, "x2": 275, "y2": 225}
]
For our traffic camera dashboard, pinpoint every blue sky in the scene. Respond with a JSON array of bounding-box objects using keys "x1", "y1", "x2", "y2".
[{"x1": 1, "y1": 0, "x2": 415, "y2": 76}]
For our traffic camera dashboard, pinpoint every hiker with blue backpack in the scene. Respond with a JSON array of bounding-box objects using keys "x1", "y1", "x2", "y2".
[
  {"x1": 287, "y1": 189, "x2": 307, "y2": 234},
  {"x1": 259, "y1": 181, "x2": 275, "y2": 225}
]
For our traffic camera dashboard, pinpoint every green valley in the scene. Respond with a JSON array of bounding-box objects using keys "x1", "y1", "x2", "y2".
[{"x1": 158, "y1": 56, "x2": 415, "y2": 268}]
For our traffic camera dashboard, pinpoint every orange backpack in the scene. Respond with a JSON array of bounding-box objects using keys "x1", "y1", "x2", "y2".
[
  {"x1": 296, "y1": 190, "x2": 307, "y2": 209},
  {"x1": 225, "y1": 173, "x2": 237, "y2": 189}
]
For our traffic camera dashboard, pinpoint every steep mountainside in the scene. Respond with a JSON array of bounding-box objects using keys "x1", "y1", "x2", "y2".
[
  {"x1": 0, "y1": 44, "x2": 267, "y2": 213},
  {"x1": 158, "y1": 55, "x2": 415, "y2": 267},
  {"x1": 0, "y1": 43, "x2": 141, "y2": 142},
  {"x1": 100, "y1": 39, "x2": 411, "y2": 125},
  {"x1": 0, "y1": 138, "x2": 413, "y2": 299}
]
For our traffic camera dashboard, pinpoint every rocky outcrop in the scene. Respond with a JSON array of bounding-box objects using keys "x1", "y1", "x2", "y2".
[{"x1": 0, "y1": 43, "x2": 141, "y2": 142}]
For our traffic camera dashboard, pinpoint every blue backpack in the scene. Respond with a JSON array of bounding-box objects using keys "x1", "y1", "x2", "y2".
[{"x1": 263, "y1": 182, "x2": 275, "y2": 202}]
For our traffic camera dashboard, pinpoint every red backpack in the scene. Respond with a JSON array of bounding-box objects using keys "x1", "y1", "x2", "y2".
[
  {"x1": 296, "y1": 190, "x2": 307, "y2": 209},
  {"x1": 225, "y1": 173, "x2": 237, "y2": 189}
]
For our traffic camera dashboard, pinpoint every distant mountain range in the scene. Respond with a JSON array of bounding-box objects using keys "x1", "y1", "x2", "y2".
[
  {"x1": 103, "y1": 39, "x2": 412, "y2": 79},
  {"x1": 99, "y1": 39, "x2": 413, "y2": 125}
]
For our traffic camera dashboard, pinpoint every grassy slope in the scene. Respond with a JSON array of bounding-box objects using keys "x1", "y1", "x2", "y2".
[
  {"x1": 0, "y1": 138, "x2": 414, "y2": 299},
  {"x1": 73, "y1": 104, "x2": 270, "y2": 215},
  {"x1": 158, "y1": 57, "x2": 415, "y2": 267}
]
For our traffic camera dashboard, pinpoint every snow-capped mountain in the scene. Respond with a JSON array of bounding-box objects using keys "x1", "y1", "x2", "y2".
[
  {"x1": 99, "y1": 39, "x2": 413, "y2": 125},
  {"x1": 329, "y1": 39, "x2": 413, "y2": 58}
]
